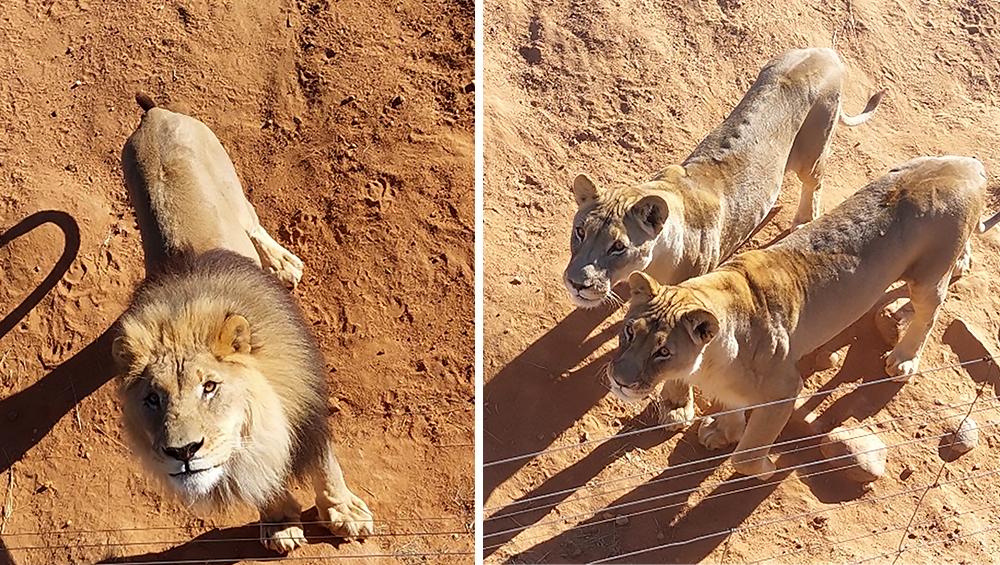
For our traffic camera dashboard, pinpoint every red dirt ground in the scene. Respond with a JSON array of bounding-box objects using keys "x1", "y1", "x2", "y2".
[
  {"x1": 0, "y1": 1, "x2": 473, "y2": 563},
  {"x1": 485, "y1": 0, "x2": 1000, "y2": 563}
]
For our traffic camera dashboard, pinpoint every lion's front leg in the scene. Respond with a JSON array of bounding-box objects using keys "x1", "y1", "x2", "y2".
[
  {"x1": 653, "y1": 379, "x2": 695, "y2": 432},
  {"x1": 731, "y1": 368, "x2": 802, "y2": 480},
  {"x1": 259, "y1": 488, "x2": 307, "y2": 553},
  {"x1": 313, "y1": 441, "x2": 375, "y2": 540}
]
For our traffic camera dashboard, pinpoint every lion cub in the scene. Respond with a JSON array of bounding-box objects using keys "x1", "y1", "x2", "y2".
[
  {"x1": 565, "y1": 48, "x2": 883, "y2": 429},
  {"x1": 609, "y1": 156, "x2": 987, "y2": 479},
  {"x1": 113, "y1": 94, "x2": 373, "y2": 552}
]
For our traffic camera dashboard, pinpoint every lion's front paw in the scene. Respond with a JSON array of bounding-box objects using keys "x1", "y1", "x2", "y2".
[
  {"x1": 654, "y1": 399, "x2": 695, "y2": 432},
  {"x1": 260, "y1": 523, "x2": 306, "y2": 554},
  {"x1": 697, "y1": 415, "x2": 742, "y2": 450},
  {"x1": 318, "y1": 492, "x2": 375, "y2": 540},
  {"x1": 884, "y1": 349, "x2": 920, "y2": 382},
  {"x1": 732, "y1": 454, "x2": 776, "y2": 481}
]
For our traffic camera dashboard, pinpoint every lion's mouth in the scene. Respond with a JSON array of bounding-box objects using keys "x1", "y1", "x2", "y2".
[{"x1": 169, "y1": 465, "x2": 215, "y2": 477}]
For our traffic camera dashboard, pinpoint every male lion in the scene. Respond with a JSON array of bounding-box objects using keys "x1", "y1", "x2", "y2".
[
  {"x1": 112, "y1": 94, "x2": 373, "y2": 552},
  {"x1": 564, "y1": 48, "x2": 883, "y2": 429},
  {"x1": 609, "y1": 156, "x2": 990, "y2": 480}
]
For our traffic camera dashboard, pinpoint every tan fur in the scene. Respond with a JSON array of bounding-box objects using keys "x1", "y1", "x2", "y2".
[
  {"x1": 121, "y1": 93, "x2": 304, "y2": 289},
  {"x1": 610, "y1": 156, "x2": 987, "y2": 479},
  {"x1": 564, "y1": 48, "x2": 883, "y2": 431},
  {"x1": 114, "y1": 95, "x2": 372, "y2": 552}
]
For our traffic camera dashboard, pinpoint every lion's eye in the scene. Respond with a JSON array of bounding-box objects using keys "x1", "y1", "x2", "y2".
[
  {"x1": 144, "y1": 391, "x2": 160, "y2": 409},
  {"x1": 574, "y1": 226, "x2": 585, "y2": 240},
  {"x1": 655, "y1": 346, "x2": 672, "y2": 360},
  {"x1": 609, "y1": 241, "x2": 626, "y2": 254},
  {"x1": 203, "y1": 381, "x2": 218, "y2": 395}
]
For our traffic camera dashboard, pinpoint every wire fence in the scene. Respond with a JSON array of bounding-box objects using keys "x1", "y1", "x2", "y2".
[{"x1": 485, "y1": 353, "x2": 1000, "y2": 563}]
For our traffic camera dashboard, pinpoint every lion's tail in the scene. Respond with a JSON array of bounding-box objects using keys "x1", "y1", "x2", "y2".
[
  {"x1": 135, "y1": 92, "x2": 156, "y2": 112},
  {"x1": 839, "y1": 89, "x2": 885, "y2": 127}
]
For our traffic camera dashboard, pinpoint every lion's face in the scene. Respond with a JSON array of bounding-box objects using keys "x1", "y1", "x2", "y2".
[
  {"x1": 113, "y1": 314, "x2": 263, "y2": 502},
  {"x1": 564, "y1": 173, "x2": 671, "y2": 309},
  {"x1": 607, "y1": 272, "x2": 719, "y2": 401}
]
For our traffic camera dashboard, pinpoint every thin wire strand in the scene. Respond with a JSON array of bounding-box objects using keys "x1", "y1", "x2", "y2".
[
  {"x1": 1, "y1": 529, "x2": 471, "y2": 551},
  {"x1": 851, "y1": 521, "x2": 1000, "y2": 564},
  {"x1": 25, "y1": 551, "x2": 477, "y2": 564},
  {"x1": 1, "y1": 515, "x2": 471, "y2": 537},
  {"x1": 890, "y1": 376, "x2": 989, "y2": 565},
  {"x1": 485, "y1": 397, "x2": 997, "y2": 520},
  {"x1": 583, "y1": 466, "x2": 1000, "y2": 564},
  {"x1": 484, "y1": 355, "x2": 995, "y2": 468},
  {"x1": 485, "y1": 420, "x2": 1000, "y2": 543},
  {"x1": 746, "y1": 498, "x2": 1000, "y2": 564}
]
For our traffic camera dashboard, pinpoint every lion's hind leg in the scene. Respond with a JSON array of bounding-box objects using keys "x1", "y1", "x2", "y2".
[
  {"x1": 788, "y1": 91, "x2": 839, "y2": 230},
  {"x1": 240, "y1": 198, "x2": 304, "y2": 289},
  {"x1": 313, "y1": 441, "x2": 375, "y2": 540}
]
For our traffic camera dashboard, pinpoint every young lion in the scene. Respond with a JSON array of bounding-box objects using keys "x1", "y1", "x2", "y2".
[
  {"x1": 564, "y1": 48, "x2": 883, "y2": 430},
  {"x1": 608, "y1": 156, "x2": 988, "y2": 480},
  {"x1": 113, "y1": 94, "x2": 373, "y2": 552}
]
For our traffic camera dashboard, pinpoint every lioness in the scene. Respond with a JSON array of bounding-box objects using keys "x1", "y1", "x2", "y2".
[
  {"x1": 112, "y1": 94, "x2": 373, "y2": 552},
  {"x1": 609, "y1": 156, "x2": 989, "y2": 480},
  {"x1": 564, "y1": 48, "x2": 883, "y2": 429}
]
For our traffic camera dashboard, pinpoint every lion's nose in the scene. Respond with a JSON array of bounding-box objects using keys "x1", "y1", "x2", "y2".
[
  {"x1": 163, "y1": 439, "x2": 205, "y2": 462},
  {"x1": 568, "y1": 278, "x2": 593, "y2": 291}
]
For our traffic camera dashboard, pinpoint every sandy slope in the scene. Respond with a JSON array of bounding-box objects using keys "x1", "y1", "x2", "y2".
[
  {"x1": 0, "y1": 1, "x2": 473, "y2": 563},
  {"x1": 485, "y1": 0, "x2": 1000, "y2": 562}
]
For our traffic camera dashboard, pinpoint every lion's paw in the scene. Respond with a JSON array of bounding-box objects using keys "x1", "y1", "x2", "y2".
[
  {"x1": 318, "y1": 493, "x2": 375, "y2": 540},
  {"x1": 885, "y1": 350, "x2": 920, "y2": 382},
  {"x1": 260, "y1": 523, "x2": 306, "y2": 554},
  {"x1": 697, "y1": 415, "x2": 742, "y2": 450},
  {"x1": 732, "y1": 454, "x2": 776, "y2": 481},
  {"x1": 654, "y1": 399, "x2": 695, "y2": 432}
]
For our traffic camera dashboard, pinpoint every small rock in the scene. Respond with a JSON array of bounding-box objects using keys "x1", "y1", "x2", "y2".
[
  {"x1": 463, "y1": 81, "x2": 475, "y2": 93},
  {"x1": 820, "y1": 424, "x2": 887, "y2": 483},
  {"x1": 389, "y1": 94, "x2": 405, "y2": 108},
  {"x1": 874, "y1": 298, "x2": 914, "y2": 346},
  {"x1": 947, "y1": 416, "x2": 979, "y2": 455},
  {"x1": 810, "y1": 515, "x2": 828, "y2": 529},
  {"x1": 510, "y1": 275, "x2": 523, "y2": 285},
  {"x1": 340, "y1": 95, "x2": 357, "y2": 106},
  {"x1": 615, "y1": 515, "x2": 629, "y2": 526},
  {"x1": 900, "y1": 465, "x2": 914, "y2": 481}
]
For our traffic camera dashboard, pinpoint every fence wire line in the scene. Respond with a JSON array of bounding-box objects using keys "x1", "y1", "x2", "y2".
[
  {"x1": 582, "y1": 465, "x2": 1000, "y2": 564},
  {"x1": 1, "y1": 528, "x2": 471, "y2": 551},
  {"x1": 485, "y1": 396, "x2": 998, "y2": 520},
  {"x1": 32, "y1": 550, "x2": 477, "y2": 564},
  {"x1": 747, "y1": 498, "x2": 1000, "y2": 564},
  {"x1": 1, "y1": 515, "x2": 472, "y2": 538},
  {"x1": 485, "y1": 355, "x2": 996, "y2": 468},
  {"x1": 890, "y1": 376, "x2": 989, "y2": 565},
  {"x1": 487, "y1": 452, "x2": 1000, "y2": 554},
  {"x1": 485, "y1": 420, "x2": 1000, "y2": 543},
  {"x1": 851, "y1": 520, "x2": 1000, "y2": 564}
]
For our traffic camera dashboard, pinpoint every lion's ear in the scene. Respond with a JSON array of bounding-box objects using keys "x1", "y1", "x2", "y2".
[
  {"x1": 681, "y1": 308, "x2": 719, "y2": 347},
  {"x1": 213, "y1": 314, "x2": 251, "y2": 358},
  {"x1": 572, "y1": 173, "x2": 602, "y2": 206},
  {"x1": 111, "y1": 335, "x2": 134, "y2": 371},
  {"x1": 631, "y1": 194, "x2": 669, "y2": 236},
  {"x1": 628, "y1": 271, "x2": 660, "y2": 304},
  {"x1": 652, "y1": 164, "x2": 686, "y2": 182}
]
